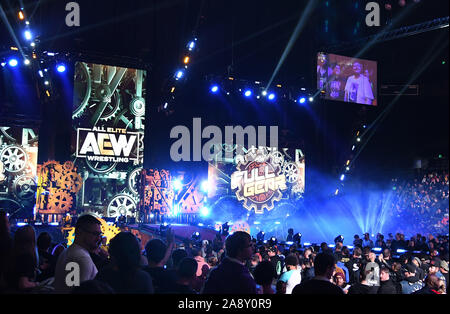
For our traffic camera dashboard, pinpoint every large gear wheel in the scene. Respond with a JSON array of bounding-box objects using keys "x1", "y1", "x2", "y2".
[
  {"x1": 72, "y1": 62, "x2": 92, "y2": 118},
  {"x1": 85, "y1": 159, "x2": 117, "y2": 174},
  {"x1": 283, "y1": 162, "x2": 300, "y2": 183},
  {"x1": 60, "y1": 171, "x2": 83, "y2": 193},
  {"x1": 127, "y1": 167, "x2": 143, "y2": 195},
  {"x1": 47, "y1": 189, "x2": 73, "y2": 213},
  {"x1": 106, "y1": 193, "x2": 137, "y2": 218},
  {"x1": 13, "y1": 174, "x2": 37, "y2": 200},
  {"x1": 0, "y1": 145, "x2": 28, "y2": 173},
  {"x1": 270, "y1": 150, "x2": 285, "y2": 166},
  {"x1": 129, "y1": 97, "x2": 145, "y2": 117}
]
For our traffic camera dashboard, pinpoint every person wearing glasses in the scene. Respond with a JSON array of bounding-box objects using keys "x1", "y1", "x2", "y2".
[{"x1": 53, "y1": 214, "x2": 103, "y2": 293}]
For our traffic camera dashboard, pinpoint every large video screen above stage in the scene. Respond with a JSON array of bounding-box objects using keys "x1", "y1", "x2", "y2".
[
  {"x1": 0, "y1": 127, "x2": 39, "y2": 215},
  {"x1": 208, "y1": 145, "x2": 305, "y2": 215},
  {"x1": 70, "y1": 62, "x2": 146, "y2": 218},
  {"x1": 317, "y1": 52, "x2": 377, "y2": 106}
]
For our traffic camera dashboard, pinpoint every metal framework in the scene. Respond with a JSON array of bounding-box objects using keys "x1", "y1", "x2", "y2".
[{"x1": 323, "y1": 16, "x2": 449, "y2": 53}]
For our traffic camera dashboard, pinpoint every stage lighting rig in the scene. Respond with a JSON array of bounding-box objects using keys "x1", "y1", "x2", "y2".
[
  {"x1": 159, "y1": 222, "x2": 171, "y2": 236},
  {"x1": 257, "y1": 231, "x2": 265, "y2": 243},
  {"x1": 334, "y1": 235, "x2": 344, "y2": 243},
  {"x1": 191, "y1": 231, "x2": 201, "y2": 243},
  {"x1": 293, "y1": 233, "x2": 302, "y2": 246},
  {"x1": 268, "y1": 236, "x2": 277, "y2": 246}
]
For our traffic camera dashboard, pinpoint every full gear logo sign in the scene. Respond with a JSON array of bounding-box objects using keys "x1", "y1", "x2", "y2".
[
  {"x1": 70, "y1": 62, "x2": 146, "y2": 219},
  {"x1": 231, "y1": 147, "x2": 287, "y2": 214}
]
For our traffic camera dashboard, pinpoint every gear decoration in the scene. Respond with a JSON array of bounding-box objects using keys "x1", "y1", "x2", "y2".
[
  {"x1": 72, "y1": 62, "x2": 92, "y2": 119},
  {"x1": 0, "y1": 145, "x2": 28, "y2": 173},
  {"x1": 60, "y1": 171, "x2": 83, "y2": 193},
  {"x1": 107, "y1": 193, "x2": 137, "y2": 218},
  {"x1": 232, "y1": 148, "x2": 287, "y2": 214},
  {"x1": 46, "y1": 188, "x2": 73, "y2": 213},
  {"x1": 282, "y1": 162, "x2": 300, "y2": 183},
  {"x1": 63, "y1": 161, "x2": 75, "y2": 172},
  {"x1": 13, "y1": 174, "x2": 37, "y2": 200},
  {"x1": 66, "y1": 214, "x2": 121, "y2": 246},
  {"x1": 0, "y1": 161, "x2": 5, "y2": 183},
  {"x1": 127, "y1": 167, "x2": 143, "y2": 195},
  {"x1": 270, "y1": 150, "x2": 285, "y2": 166}
]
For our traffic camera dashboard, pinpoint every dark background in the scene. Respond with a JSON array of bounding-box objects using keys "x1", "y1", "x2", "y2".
[{"x1": 1, "y1": 0, "x2": 448, "y2": 192}]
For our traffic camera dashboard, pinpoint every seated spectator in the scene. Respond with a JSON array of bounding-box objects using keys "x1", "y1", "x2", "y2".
[
  {"x1": 377, "y1": 267, "x2": 399, "y2": 294},
  {"x1": 202, "y1": 231, "x2": 256, "y2": 294},
  {"x1": 95, "y1": 232, "x2": 153, "y2": 294},
  {"x1": 143, "y1": 230, "x2": 176, "y2": 294},
  {"x1": 279, "y1": 254, "x2": 301, "y2": 294},
  {"x1": 292, "y1": 253, "x2": 344, "y2": 295},
  {"x1": 347, "y1": 270, "x2": 378, "y2": 294},
  {"x1": 54, "y1": 214, "x2": 102, "y2": 293},
  {"x1": 167, "y1": 257, "x2": 198, "y2": 294},
  {"x1": 254, "y1": 261, "x2": 276, "y2": 294}
]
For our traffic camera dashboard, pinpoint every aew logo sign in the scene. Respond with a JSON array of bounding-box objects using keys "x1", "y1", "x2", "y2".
[
  {"x1": 231, "y1": 148, "x2": 287, "y2": 214},
  {"x1": 76, "y1": 127, "x2": 140, "y2": 163}
]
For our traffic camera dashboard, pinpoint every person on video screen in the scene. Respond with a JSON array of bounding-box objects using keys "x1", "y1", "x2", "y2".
[
  {"x1": 328, "y1": 63, "x2": 344, "y2": 101},
  {"x1": 344, "y1": 62, "x2": 374, "y2": 105},
  {"x1": 317, "y1": 54, "x2": 331, "y2": 91}
]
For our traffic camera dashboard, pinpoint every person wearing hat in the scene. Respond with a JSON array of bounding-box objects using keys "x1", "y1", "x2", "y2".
[
  {"x1": 439, "y1": 260, "x2": 448, "y2": 285},
  {"x1": 279, "y1": 254, "x2": 301, "y2": 294},
  {"x1": 333, "y1": 271, "x2": 350, "y2": 294},
  {"x1": 400, "y1": 264, "x2": 424, "y2": 294},
  {"x1": 411, "y1": 257, "x2": 426, "y2": 281},
  {"x1": 428, "y1": 258, "x2": 447, "y2": 288}
]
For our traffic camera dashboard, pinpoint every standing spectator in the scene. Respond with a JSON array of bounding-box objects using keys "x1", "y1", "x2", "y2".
[
  {"x1": 167, "y1": 257, "x2": 198, "y2": 294},
  {"x1": 439, "y1": 260, "x2": 449, "y2": 286},
  {"x1": 347, "y1": 270, "x2": 378, "y2": 294},
  {"x1": 192, "y1": 247, "x2": 210, "y2": 277},
  {"x1": 353, "y1": 235, "x2": 363, "y2": 248},
  {"x1": 279, "y1": 254, "x2": 301, "y2": 294},
  {"x1": 54, "y1": 214, "x2": 102, "y2": 293},
  {"x1": 95, "y1": 232, "x2": 153, "y2": 294},
  {"x1": 362, "y1": 233, "x2": 374, "y2": 248},
  {"x1": 399, "y1": 264, "x2": 423, "y2": 294},
  {"x1": 5, "y1": 225, "x2": 39, "y2": 292},
  {"x1": 276, "y1": 280, "x2": 287, "y2": 294},
  {"x1": 301, "y1": 256, "x2": 315, "y2": 283},
  {"x1": 348, "y1": 247, "x2": 363, "y2": 284},
  {"x1": 292, "y1": 253, "x2": 344, "y2": 295},
  {"x1": 428, "y1": 258, "x2": 447, "y2": 288},
  {"x1": 143, "y1": 229, "x2": 176, "y2": 294},
  {"x1": 377, "y1": 249, "x2": 394, "y2": 270},
  {"x1": 412, "y1": 274, "x2": 442, "y2": 294},
  {"x1": 254, "y1": 261, "x2": 276, "y2": 294},
  {"x1": 365, "y1": 252, "x2": 380, "y2": 287},
  {"x1": 377, "y1": 267, "x2": 399, "y2": 294},
  {"x1": 202, "y1": 231, "x2": 256, "y2": 294}
]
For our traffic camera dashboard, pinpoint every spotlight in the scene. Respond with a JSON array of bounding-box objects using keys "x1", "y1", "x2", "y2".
[
  {"x1": 175, "y1": 70, "x2": 184, "y2": 80},
  {"x1": 346, "y1": 166, "x2": 350, "y2": 171},
  {"x1": 163, "y1": 102, "x2": 169, "y2": 109},
  {"x1": 38, "y1": 70, "x2": 43, "y2": 77},
  {"x1": 356, "y1": 137, "x2": 361, "y2": 142},
  {"x1": 56, "y1": 64, "x2": 66, "y2": 73},
  {"x1": 299, "y1": 97, "x2": 306, "y2": 104},
  {"x1": 262, "y1": 90, "x2": 267, "y2": 97},
  {"x1": 173, "y1": 179, "x2": 183, "y2": 191},
  {"x1": 183, "y1": 56, "x2": 190, "y2": 64},
  {"x1": 1, "y1": 62, "x2": 5, "y2": 67},
  {"x1": 44, "y1": 81, "x2": 49, "y2": 86},
  {"x1": 187, "y1": 40, "x2": 196, "y2": 51},
  {"x1": 210, "y1": 85, "x2": 219, "y2": 93},
  {"x1": 172, "y1": 204, "x2": 180, "y2": 216},
  {"x1": 309, "y1": 97, "x2": 314, "y2": 102},
  {"x1": 30, "y1": 42, "x2": 35, "y2": 47},
  {"x1": 23, "y1": 59, "x2": 30, "y2": 65},
  {"x1": 268, "y1": 93, "x2": 276, "y2": 101},
  {"x1": 191, "y1": 231, "x2": 201, "y2": 242},
  {"x1": 24, "y1": 30, "x2": 32, "y2": 41},
  {"x1": 201, "y1": 180, "x2": 209, "y2": 193},
  {"x1": 8, "y1": 58, "x2": 18, "y2": 67},
  {"x1": 340, "y1": 174, "x2": 345, "y2": 181},
  {"x1": 244, "y1": 89, "x2": 252, "y2": 97},
  {"x1": 18, "y1": 11, "x2": 25, "y2": 20},
  {"x1": 200, "y1": 206, "x2": 210, "y2": 217}
]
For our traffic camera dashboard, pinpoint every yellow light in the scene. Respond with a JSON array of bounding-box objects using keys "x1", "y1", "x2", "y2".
[
  {"x1": 18, "y1": 11, "x2": 25, "y2": 20},
  {"x1": 276, "y1": 84, "x2": 282, "y2": 88},
  {"x1": 228, "y1": 77, "x2": 234, "y2": 80},
  {"x1": 10, "y1": 46, "x2": 18, "y2": 51},
  {"x1": 356, "y1": 131, "x2": 360, "y2": 136},
  {"x1": 170, "y1": 86, "x2": 175, "y2": 93},
  {"x1": 346, "y1": 160, "x2": 350, "y2": 166},
  {"x1": 32, "y1": 53, "x2": 37, "y2": 59},
  {"x1": 183, "y1": 56, "x2": 190, "y2": 64},
  {"x1": 45, "y1": 90, "x2": 50, "y2": 97}
]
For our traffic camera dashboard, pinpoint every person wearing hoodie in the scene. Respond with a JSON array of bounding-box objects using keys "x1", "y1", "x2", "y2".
[
  {"x1": 377, "y1": 267, "x2": 399, "y2": 294},
  {"x1": 192, "y1": 248, "x2": 210, "y2": 277},
  {"x1": 400, "y1": 264, "x2": 424, "y2": 294}
]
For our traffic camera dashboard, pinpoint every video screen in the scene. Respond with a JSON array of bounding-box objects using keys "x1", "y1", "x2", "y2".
[{"x1": 317, "y1": 52, "x2": 377, "y2": 106}]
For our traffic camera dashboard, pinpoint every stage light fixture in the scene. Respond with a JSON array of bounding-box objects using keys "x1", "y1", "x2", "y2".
[
  {"x1": 188, "y1": 40, "x2": 196, "y2": 51},
  {"x1": 340, "y1": 174, "x2": 345, "y2": 181},
  {"x1": 44, "y1": 80, "x2": 49, "y2": 86},
  {"x1": 346, "y1": 166, "x2": 350, "y2": 171},
  {"x1": 56, "y1": 64, "x2": 66, "y2": 73},
  {"x1": 356, "y1": 137, "x2": 361, "y2": 142},
  {"x1": 268, "y1": 93, "x2": 276, "y2": 100},
  {"x1": 299, "y1": 97, "x2": 306, "y2": 104},
  {"x1": 24, "y1": 30, "x2": 32, "y2": 41},
  {"x1": 175, "y1": 70, "x2": 184, "y2": 80},
  {"x1": 24, "y1": 59, "x2": 30, "y2": 65},
  {"x1": 1, "y1": 62, "x2": 6, "y2": 67},
  {"x1": 18, "y1": 11, "x2": 25, "y2": 20},
  {"x1": 200, "y1": 206, "x2": 210, "y2": 217},
  {"x1": 183, "y1": 56, "x2": 190, "y2": 64},
  {"x1": 210, "y1": 85, "x2": 219, "y2": 93},
  {"x1": 257, "y1": 231, "x2": 265, "y2": 242},
  {"x1": 262, "y1": 90, "x2": 267, "y2": 97},
  {"x1": 173, "y1": 179, "x2": 183, "y2": 191},
  {"x1": 244, "y1": 89, "x2": 252, "y2": 97},
  {"x1": 201, "y1": 180, "x2": 209, "y2": 193},
  {"x1": 38, "y1": 70, "x2": 43, "y2": 77},
  {"x1": 8, "y1": 58, "x2": 18, "y2": 67},
  {"x1": 163, "y1": 102, "x2": 169, "y2": 109},
  {"x1": 309, "y1": 97, "x2": 314, "y2": 102},
  {"x1": 351, "y1": 145, "x2": 356, "y2": 151}
]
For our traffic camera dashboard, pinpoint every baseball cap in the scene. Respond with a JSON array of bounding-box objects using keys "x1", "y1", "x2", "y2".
[
  {"x1": 404, "y1": 264, "x2": 416, "y2": 273},
  {"x1": 440, "y1": 260, "x2": 449, "y2": 272}
]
